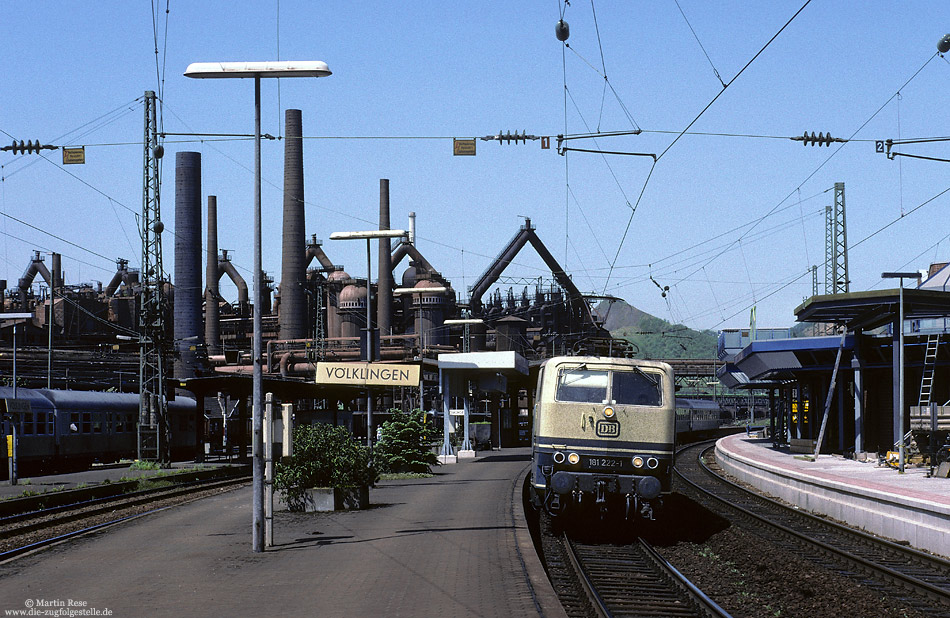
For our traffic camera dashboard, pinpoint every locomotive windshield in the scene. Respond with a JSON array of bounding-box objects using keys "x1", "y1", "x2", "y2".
[
  {"x1": 612, "y1": 369, "x2": 661, "y2": 406},
  {"x1": 555, "y1": 368, "x2": 608, "y2": 403},
  {"x1": 554, "y1": 366, "x2": 663, "y2": 405}
]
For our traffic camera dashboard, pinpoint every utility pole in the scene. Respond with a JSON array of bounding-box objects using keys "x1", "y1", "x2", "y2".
[{"x1": 138, "y1": 90, "x2": 169, "y2": 464}]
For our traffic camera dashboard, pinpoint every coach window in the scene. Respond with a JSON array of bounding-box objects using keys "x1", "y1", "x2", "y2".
[
  {"x1": 82, "y1": 411, "x2": 92, "y2": 434},
  {"x1": 556, "y1": 368, "x2": 608, "y2": 403},
  {"x1": 612, "y1": 370, "x2": 661, "y2": 406},
  {"x1": 23, "y1": 411, "x2": 34, "y2": 435},
  {"x1": 71, "y1": 412, "x2": 81, "y2": 433}
]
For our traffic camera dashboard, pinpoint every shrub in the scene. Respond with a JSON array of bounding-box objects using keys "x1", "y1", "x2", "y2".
[
  {"x1": 275, "y1": 423, "x2": 376, "y2": 509},
  {"x1": 374, "y1": 409, "x2": 439, "y2": 474}
]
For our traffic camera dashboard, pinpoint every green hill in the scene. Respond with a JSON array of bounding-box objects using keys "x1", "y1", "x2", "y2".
[{"x1": 594, "y1": 300, "x2": 718, "y2": 360}]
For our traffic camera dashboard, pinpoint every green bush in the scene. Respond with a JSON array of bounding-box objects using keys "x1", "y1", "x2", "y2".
[
  {"x1": 374, "y1": 409, "x2": 439, "y2": 474},
  {"x1": 275, "y1": 424, "x2": 376, "y2": 509}
]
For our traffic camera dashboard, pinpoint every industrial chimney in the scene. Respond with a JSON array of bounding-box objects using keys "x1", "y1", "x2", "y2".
[
  {"x1": 174, "y1": 151, "x2": 202, "y2": 380},
  {"x1": 205, "y1": 195, "x2": 221, "y2": 355},
  {"x1": 378, "y1": 179, "x2": 393, "y2": 336},
  {"x1": 279, "y1": 109, "x2": 306, "y2": 340}
]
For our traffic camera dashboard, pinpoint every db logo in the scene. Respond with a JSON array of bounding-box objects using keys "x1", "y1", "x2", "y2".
[{"x1": 595, "y1": 421, "x2": 620, "y2": 438}]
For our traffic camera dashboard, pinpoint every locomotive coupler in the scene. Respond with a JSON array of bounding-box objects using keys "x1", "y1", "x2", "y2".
[
  {"x1": 640, "y1": 501, "x2": 654, "y2": 520},
  {"x1": 595, "y1": 479, "x2": 607, "y2": 504}
]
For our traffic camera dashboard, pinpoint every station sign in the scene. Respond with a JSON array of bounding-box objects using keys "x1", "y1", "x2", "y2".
[
  {"x1": 315, "y1": 362, "x2": 421, "y2": 387},
  {"x1": 3, "y1": 399, "x2": 31, "y2": 416},
  {"x1": 62, "y1": 147, "x2": 85, "y2": 165},
  {"x1": 453, "y1": 138, "x2": 476, "y2": 156}
]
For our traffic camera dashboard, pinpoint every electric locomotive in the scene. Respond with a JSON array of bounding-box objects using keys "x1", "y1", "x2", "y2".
[{"x1": 530, "y1": 356, "x2": 675, "y2": 521}]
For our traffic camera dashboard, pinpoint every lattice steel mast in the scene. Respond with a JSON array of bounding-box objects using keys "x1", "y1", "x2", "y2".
[
  {"x1": 824, "y1": 182, "x2": 850, "y2": 295},
  {"x1": 138, "y1": 90, "x2": 169, "y2": 463}
]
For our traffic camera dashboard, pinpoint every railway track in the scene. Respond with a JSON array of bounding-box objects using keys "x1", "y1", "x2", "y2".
[
  {"x1": 674, "y1": 441, "x2": 950, "y2": 617},
  {"x1": 0, "y1": 474, "x2": 249, "y2": 562},
  {"x1": 541, "y1": 517, "x2": 731, "y2": 618}
]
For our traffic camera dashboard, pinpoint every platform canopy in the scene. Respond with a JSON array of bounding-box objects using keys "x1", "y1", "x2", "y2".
[
  {"x1": 732, "y1": 334, "x2": 855, "y2": 382},
  {"x1": 437, "y1": 351, "x2": 529, "y2": 375},
  {"x1": 795, "y1": 289, "x2": 950, "y2": 331}
]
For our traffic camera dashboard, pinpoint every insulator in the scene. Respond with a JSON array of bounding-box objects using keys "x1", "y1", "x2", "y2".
[
  {"x1": 27, "y1": 140, "x2": 36, "y2": 154},
  {"x1": 938, "y1": 33, "x2": 950, "y2": 54},
  {"x1": 556, "y1": 19, "x2": 570, "y2": 42}
]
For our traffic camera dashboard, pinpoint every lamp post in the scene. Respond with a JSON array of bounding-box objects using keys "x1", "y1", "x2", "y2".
[
  {"x1": 185, "y1": 60, "x2": 331, "y2": 553},
  {"x1": 882, "y1": 271, "x2": 920, "y2": 474},
  {"x1": 331, "y1": 230, "x2": 407, "y2": 450}
]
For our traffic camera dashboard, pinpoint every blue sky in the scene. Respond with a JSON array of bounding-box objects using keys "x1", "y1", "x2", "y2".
[{"x1": 1, "y1": 2, "x2": 948, "y2": 332}]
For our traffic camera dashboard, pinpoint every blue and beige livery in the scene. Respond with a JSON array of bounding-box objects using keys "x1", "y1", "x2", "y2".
[{"x1": 530, "y1": 356, "x2": 675, "y2": 520}]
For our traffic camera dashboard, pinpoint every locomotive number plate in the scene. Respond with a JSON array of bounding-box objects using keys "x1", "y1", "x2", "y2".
[{"x1": 587, "y1": 456, "x2": 623, "y2": 469}]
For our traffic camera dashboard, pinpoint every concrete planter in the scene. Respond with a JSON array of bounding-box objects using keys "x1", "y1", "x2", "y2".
[{"x1": 277, "y1": 485, "x2": 370, "y2": 512}]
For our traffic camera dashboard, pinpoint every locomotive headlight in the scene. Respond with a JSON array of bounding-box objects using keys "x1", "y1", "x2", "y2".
[
  {"x1": 567, "y1": 452, "x2": 580, "y2": 465},
  {"x1": 553, "y1": 451, "x2": 566, "y2": 464},
  {"x1": 603, "y1": 405, "x2": 615, "y2": 418},
  {"x1": 647, "y1": 457, "x2": 659, "y2": 469},
  {"x1": 632, "y1": 456, "x2": 644, "y2": 468}
]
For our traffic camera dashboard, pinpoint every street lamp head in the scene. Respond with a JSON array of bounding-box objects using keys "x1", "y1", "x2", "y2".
[
  {"x1": 881, "y1": 272, "x2": 920, "y2": 281},
  {"x1": 184, "y1": 61, "x2": 331, "y2": 79},
  {"x1": 330, "y1": 230, "x2": 408, "y2": 241}
]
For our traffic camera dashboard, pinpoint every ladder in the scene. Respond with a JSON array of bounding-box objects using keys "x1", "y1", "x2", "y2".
[{"x1": 918, "y1": 334, "x2": 941, "y2": 407}]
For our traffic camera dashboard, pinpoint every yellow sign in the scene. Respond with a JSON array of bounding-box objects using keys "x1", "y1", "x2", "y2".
[
  {"x1": 62, "y1": 147, "x2": 86, "y2": 165},
  {"x1": 316, "y1": 362, "x2": 421, "y2": 387},
  {"x1": 453, "y1": 138, "x2": 476, "y2": 156},
  {"x1": 6, "y1": 434, "x2": 11, "y2": 458}
]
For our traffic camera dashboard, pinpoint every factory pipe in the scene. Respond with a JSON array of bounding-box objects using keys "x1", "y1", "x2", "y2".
[
  {"x1": 306, "y1": 235, "x2": 336, "y2": 270},
  {"x1": 104, "y1": 259, "x2": 135, "y2": 297},
  {"x1": 279, "y1": 109, "x2": 306, "y2": 340}
]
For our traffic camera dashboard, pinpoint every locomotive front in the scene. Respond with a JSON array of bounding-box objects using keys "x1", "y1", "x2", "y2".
[{"x1": 531, "y1": 356, "x2": 675, "y2": 521}]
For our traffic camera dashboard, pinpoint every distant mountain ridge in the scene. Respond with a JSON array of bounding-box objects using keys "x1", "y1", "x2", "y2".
[{"x1": 593, "y1": 300, "x2": 717, "y2": 359}]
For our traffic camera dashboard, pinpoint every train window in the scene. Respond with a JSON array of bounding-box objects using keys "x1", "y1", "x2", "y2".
[
  {"x1": 47, "y1": 412, "x2": 53, "y2": 435},
  {"x1": 612, "y1": 370, "x2": 661, "y2": 406},
  {"x1": 82, "y1": 412, "x2": 92, "y2": 434},
  {"x1": 71, "y1": 413, "x2": 81, "y2": 433},
  {"x1": 116, "y1": 415, "x2": 124, "y2": 433},
  {"x1": 556, "y1": 368, "x2": 608, "y2": 403},
  {"x1": 23, "y1": 411, "x2": 34, "y2": 435}
]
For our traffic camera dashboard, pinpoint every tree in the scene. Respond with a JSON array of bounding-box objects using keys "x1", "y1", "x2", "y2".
[{"x1": 374, "y1": 409, "x2": 439, "y2": 474}]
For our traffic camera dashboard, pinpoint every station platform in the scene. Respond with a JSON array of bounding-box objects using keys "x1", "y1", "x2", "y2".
[
  {"x1": 716, "y1": 433, "x2": 950, "y2": 559},
  {"x1": 0, "y1": 448, "x2": 567, "y2": 618}
]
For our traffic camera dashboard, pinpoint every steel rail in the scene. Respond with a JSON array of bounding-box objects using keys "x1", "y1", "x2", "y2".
[
  {"x1": 562, "y1": 533, "x2": 732, "y2": 617},
  {"x1": 1, "y1": 471, "x2": 248, "y2": 529},
  {"x1": 674, "y1": 442, "x2": 950, "y2": 611}
]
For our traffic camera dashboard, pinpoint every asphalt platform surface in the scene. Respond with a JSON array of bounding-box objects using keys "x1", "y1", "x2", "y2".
[{"x1": 0, "y1": 447, "x2": 566, "y2": 618}]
